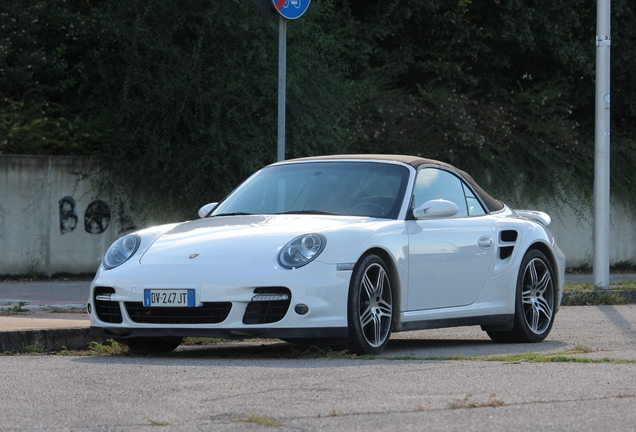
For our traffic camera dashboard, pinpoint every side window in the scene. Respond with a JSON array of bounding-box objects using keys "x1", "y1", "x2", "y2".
[
  {"x1": 413, "y1": 168, "x2": 468, "y2": 217},
  {"x1": 463, "y1": 183, "x2": 486, "y2": 216}
]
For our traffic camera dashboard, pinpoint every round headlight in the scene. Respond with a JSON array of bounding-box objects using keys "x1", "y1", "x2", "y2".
[
  {"x1": 103, "y1": 234, "x2": 141, "y2": 269},
  {"x1": 278, "y1": 234, "x2": 326, "y2": 269}
]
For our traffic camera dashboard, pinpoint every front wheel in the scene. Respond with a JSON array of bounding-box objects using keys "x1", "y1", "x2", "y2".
[
  {"x1": 487, "y1": 249, "x2": 556, "y2": 343},
  {"x1": 346, "y1": 254, "x2": 394, "y2": 355}
]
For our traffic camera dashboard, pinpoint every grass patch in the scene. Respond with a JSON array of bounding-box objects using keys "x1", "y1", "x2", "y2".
[
  {"x1": 7, "y1": 301, "x2": 29, "y2": 313},
  {"x1": 564, "y1": 291, "x2": 628, "y2": 306},
  {"x1": 145, "y1": 417, "x2": 171, "y2": 426},
  {"x1": 20, "y1": 341, "x2": 45, "y2": 354},
  {"x1": 449, "y1": 394, "x2": 505, "y2": 409},
  {"x1": 237, "y1": 412, "x2": 283, "y2": 427},
  {"x1": 425, "y1": 348, "x2": 636, "y2": 364},
  {"x1": 43, "y1": 306, "x2": 86, "y2": 314},
  {"x1": 565, "y1": 279, "x2": 636, "y2": 291},
  {"x1": 87, "y1": 339, "x2": 129, "y2": 356}
]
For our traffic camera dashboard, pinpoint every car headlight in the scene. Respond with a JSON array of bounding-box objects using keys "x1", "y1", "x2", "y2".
[
  {"x1": 103, "y1": 234, "x2": 141, "y2": 269},
  {"x1": 278, "y1": 234, "x2": 326, "y2": 269}
]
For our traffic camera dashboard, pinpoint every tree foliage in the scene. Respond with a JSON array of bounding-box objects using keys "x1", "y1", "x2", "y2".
[{"x1": 1, "y1": 0, "x2": 636, "y2": 218}]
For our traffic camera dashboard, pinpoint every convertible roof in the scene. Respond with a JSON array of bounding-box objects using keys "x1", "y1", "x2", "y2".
[{"x1": 285, "y1": 154, "x2": 504, "y2": 213}]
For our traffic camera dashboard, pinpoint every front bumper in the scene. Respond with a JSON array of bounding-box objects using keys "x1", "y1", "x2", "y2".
[{"x1": 87, "y1": 260, "x2": 351, "y2": 339}]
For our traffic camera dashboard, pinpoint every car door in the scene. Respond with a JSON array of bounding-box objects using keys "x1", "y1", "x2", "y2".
[{"x1": 406, "y1": 167, "x2": 495, "y2": 311}]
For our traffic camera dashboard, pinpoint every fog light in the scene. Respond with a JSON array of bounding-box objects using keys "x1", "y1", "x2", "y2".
[
  {"x1": 294, "y1": 304, "x2": 309, "y2": 315},
  {"x1": 86, "y1": 303, "x2": 92, "y2": 314},
  {"x1": 251, "y1": 294, "x2": 289, "y2": 302}
]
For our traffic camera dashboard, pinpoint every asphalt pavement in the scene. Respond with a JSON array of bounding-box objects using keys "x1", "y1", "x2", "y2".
[{"x1": 1, "y1": 274, "x2": 636, "y2": 352}]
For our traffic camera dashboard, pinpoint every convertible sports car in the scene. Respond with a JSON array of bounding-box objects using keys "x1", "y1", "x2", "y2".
[{"x1": 88, "y1": 154, "x2": 565, "y2": 354}]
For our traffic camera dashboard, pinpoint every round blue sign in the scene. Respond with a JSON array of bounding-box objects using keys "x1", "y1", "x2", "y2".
[{"x1": 271, "y1": 0, "x2": 311, "y2": 20}]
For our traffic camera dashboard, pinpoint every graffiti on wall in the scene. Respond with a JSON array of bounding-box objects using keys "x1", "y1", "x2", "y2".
[
  {"x1": 58, "y1": 197, "x2": 138, "y2": 235},
  {"x1": 58, "y1": 196, "x2": 78, "y2": 234},
  {"x1": 84, "y1": 199, "x2": 111, "y2": 234},
  {"x1": 59, "y1": 197, "x2": 111, "y2": 235}
]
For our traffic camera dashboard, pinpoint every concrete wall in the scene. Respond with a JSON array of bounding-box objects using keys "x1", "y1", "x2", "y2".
[
  {"x1": 539, "y1": 198, "x2": 636, "y2": 268},
  {"x1": 0, "y1": 155, "x2": 128, "y2": 276},
  {"x1": 1, "y1": 155, "x2": 635, "y2": 276}
]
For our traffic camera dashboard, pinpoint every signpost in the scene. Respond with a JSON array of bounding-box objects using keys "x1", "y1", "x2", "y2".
[
  {"x1": 594, "y1": 0, "x2": 611, "y2": 287},
  {"x1": 256, "y1": 0, "x2": 311, "y2": 161}
]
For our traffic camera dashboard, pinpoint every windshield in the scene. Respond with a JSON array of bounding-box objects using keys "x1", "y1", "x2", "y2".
[{"x1": 211, "y1": 161, "x2": 410, "y2": 219}]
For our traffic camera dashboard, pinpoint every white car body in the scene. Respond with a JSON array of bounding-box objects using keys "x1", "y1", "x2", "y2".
[{"x1": 88, "y1": 155, "x2": 565, "y2": 354}]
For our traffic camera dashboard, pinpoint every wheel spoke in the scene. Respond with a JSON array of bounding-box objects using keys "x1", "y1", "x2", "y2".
[
  {"x1": 362, "y1": 273, "x2": 375, "y2": 300},
  {"x1": 530, "y1": 303, "x2": 541, "y2": 332},
  {"x1": 360, "y1": 305, "x2": 374, "y2": 327},
  {"x1": 535, "y1": 270, "x2": 551, "y2": 295},
  {"x1": 372, "y1": 314, "x2": 382, "y2": 345},
  {"x1": 528, "y1": 259, "x2": 538, "y2": 286},
  {"x1": 377, "y1": 299, "x2": 392, "y2": 317},
  {"x1": 375, "y1": 267, "x2": 386, "y2": 297},
  {"x1": 522, "y1": 289, "x2": 533, "y2": 304},
  {"x1": 535, "y1": 296, "x2": 553, "y2": 322}
]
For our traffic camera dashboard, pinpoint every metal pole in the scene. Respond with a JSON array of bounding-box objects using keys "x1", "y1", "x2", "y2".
[
  {"x1": 593, "y1": 0, "x2": 611, "y2": 287},
  {"x1": 277, "y1": 15, "x2": 287, "y2": 162}
]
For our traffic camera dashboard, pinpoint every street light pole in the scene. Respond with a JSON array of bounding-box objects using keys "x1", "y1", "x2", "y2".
[
  {"x1": 594, "y1": 0, "x2": 611, "y2": 287},
  {"x1": 277, "y1": 15, "x2": 287, "y2": 162}
]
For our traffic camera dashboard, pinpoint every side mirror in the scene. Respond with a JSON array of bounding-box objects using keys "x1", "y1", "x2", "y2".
[
  {"x1": 197, "y1": 203, "x2": 218, "y2": 219},
  {"x1": 413, "y1": 199, "x2": 459, "y2": 220}
]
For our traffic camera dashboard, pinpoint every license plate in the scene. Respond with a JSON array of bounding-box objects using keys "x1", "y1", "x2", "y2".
[{"x1": 144, "y1": 289, "x2": 195, "y2": 307}]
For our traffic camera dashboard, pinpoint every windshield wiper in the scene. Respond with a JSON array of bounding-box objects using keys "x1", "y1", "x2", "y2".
[
  {"x1": 211, "y1": 212, "x2": 253, "y2": 217},
  {"x1": 275, "y1": 210, "x2": 336, "y2": 215}
]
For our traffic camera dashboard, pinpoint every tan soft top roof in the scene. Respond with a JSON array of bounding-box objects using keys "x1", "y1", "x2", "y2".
[{"x1": 284, "y1": 154, "x2": 504, "y2": 213}]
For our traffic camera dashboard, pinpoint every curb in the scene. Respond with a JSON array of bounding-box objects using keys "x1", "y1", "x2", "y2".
[
  {"x1": 562, "y1": 290, "x2": 636, "y2": 306},
  {"x1": 0, "y1": 328, "x2": 101, "y2": 353},
  {"x1": 1, "y1": 291, "x2": 634, "y2": 353}
]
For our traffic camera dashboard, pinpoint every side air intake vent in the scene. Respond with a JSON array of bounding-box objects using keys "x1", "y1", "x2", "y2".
[{"x1": 498, "y1": 230, "x2": 518, "y2": 260}]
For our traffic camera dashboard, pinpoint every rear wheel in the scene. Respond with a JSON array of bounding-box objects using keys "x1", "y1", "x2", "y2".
[
  {"x1": 118, "y1": 336, "x2": 183, "y2": 354},
  {"x1": 346, "y1": 254, "x2": 394, "y2": 355},
  {"x1": 487, "y1": 249, "x2": 556, "y2": 343}
]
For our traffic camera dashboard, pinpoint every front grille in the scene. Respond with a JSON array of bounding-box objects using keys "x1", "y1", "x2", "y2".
[
  {"x1": 125, "y1": 302, "x2": 232, "y2": 324},
  {"x1": 94, "y1": 287, "x2": 123, "y2": 323},
  {"x1": 243, "y1": 287, "x2": 291, "y2": 325}
]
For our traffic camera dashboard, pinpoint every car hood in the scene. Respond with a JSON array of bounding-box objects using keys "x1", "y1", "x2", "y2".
[{"x1": 139, "y1": 214, "x2": 374, "y2": 266}]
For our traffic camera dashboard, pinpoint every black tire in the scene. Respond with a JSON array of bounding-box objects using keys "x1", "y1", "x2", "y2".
[
  {"x1": 346, "y1": 254, "x2": 394, "y2": 355},
  {"x1": 118, "y1": 336, "x2": 183, "y2": 354},
  {"x1": 487, "y1": 249, "x2": 556, "y2": 343}
]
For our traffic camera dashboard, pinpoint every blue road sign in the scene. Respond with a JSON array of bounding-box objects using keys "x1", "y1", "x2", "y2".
[{"x1": 271, "y1": 0, "x2": 311, "y2": 20}]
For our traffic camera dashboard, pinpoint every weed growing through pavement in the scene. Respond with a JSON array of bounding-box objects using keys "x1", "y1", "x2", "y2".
[
  {"x1": 20, "y1": 341, "x2": 45, "y2": 354},
  {"x1": 8, "y1": 301, "x2": 29, "y2": 313},
  {"x1": 426, "y1": 348, "x2": 636, "y2": 364},
  {"x1": 144, "y1": 417, "x2": 171, "y2": 426},
  {"x1": 87, "y1": 339, "x2": 128, "y2": 356},
  {"x1": 237, "y1": 412, "x2": 283, "y2": 427},
  {"x1": 449, "y1": 394, "x2": 505, "y2": 409}
]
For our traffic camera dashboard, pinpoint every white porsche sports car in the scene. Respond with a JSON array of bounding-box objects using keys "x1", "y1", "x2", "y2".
[{"x1": 88, "y1": 155, "x2": 565, "y2": 354}]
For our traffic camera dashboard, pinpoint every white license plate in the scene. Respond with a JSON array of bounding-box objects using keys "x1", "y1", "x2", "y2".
[{"x1": 144, "y1": 289, "x2": 195, "y2": 307}]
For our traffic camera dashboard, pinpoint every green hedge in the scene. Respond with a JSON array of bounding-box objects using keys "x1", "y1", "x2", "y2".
[{"x1": 1, "y1": 0, "x2": 635, "y2": 219}]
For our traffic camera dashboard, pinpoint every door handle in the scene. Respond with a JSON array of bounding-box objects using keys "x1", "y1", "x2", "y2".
[{"x1": 478, "y1": 236, "x2": 493, "y2": 250}]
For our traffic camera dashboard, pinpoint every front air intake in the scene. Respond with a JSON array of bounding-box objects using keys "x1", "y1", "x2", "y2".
[
  {"x1": 94, "y1": 287, "x2": 123, "y2": 324},
  {"x1": 243, "y1": 287, "x2": 292, "y2": 325}
]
